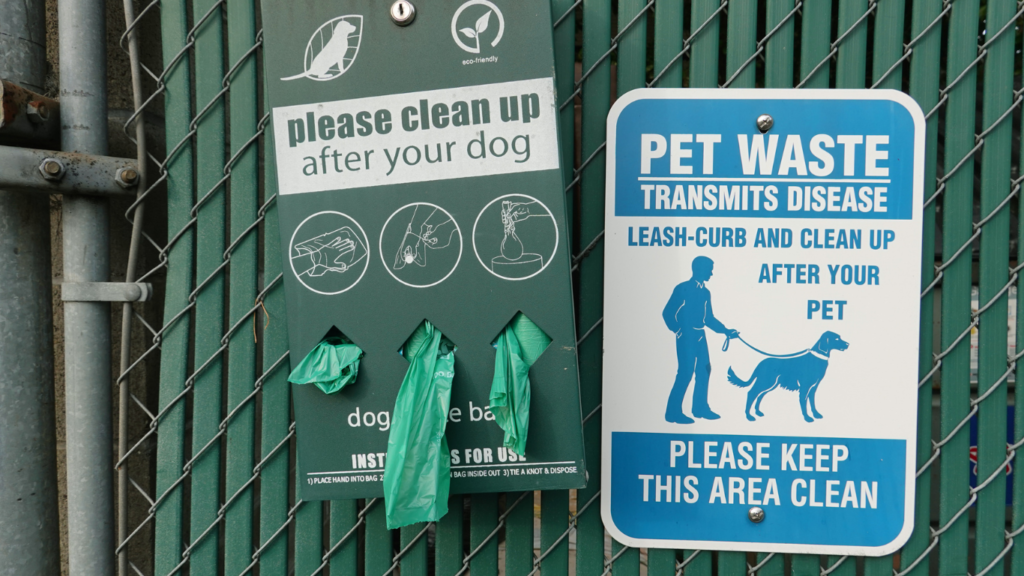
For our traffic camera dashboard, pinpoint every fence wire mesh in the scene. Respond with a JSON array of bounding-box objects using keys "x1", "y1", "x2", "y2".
[{"x1": 108, "y1": 0, "x2": 1024, "y2": 574}]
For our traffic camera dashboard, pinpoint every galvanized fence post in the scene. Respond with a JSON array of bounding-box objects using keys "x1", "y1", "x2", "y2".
[
  {"x1": 0, "y1": 0, "x2": 61, "y2": 572},
  {"x1": 58, "y1": 0, "x2": 116, "y2": 572}
]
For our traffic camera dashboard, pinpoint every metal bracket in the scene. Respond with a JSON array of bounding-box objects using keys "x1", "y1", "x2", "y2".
[
  {"x1": 0, "y1": 145, "x2": 139, "y2": 196},
  {"x1": 61, "y1": 282, "x2": 152, "y2": 302},
  {"x1": 0, "y1": 79, "x2": 61, "y2": 148}
]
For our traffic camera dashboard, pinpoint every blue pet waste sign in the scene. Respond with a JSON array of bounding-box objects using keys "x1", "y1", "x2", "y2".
[{"x1": 602, "y1": 90, "x2": 924, "y2": 555}]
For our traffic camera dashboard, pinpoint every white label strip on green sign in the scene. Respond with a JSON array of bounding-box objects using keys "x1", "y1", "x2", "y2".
[{"x1": 271, "y1": 77, "x2": 559, "y2": 195}]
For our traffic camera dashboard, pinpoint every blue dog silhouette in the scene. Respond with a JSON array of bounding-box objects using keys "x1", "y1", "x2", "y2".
[{"x1": 727, "y1": 331, "x2": 849, "y2": 422}]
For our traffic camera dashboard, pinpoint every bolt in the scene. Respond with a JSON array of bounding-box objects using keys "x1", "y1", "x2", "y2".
[
  {"x1": 390, "y1": 0, "x2": 416, "y2": 25},
  {"x1": 116, "y1": 167, "x2": 140, "y2": 188},
  {"x1": 756, "y1": 114, "x2": 774, "y2": 133},
  {"x1": 39, "y1": 158, "x2": 66, "y2": 182},
  {"x1": 748, "y1": 506, "x2": 765, "y2": 523},
  {"x1": 26, "y1": 101, "x2": 49, "y2": 124}
]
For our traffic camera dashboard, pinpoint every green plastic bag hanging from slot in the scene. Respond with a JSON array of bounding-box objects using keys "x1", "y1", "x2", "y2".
[
  {"x1": 489, "y1": 313, "x2": 551, "y2": 456},
  {"x1": 383, "y1": 320, "x2": 456, "y2": 529},
  {"x1": 288, "y1": 336, "x2": 364, "y2": 394}
]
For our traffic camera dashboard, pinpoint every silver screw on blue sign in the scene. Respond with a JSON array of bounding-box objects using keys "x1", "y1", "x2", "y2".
[
  {"x1": 748, "y1": 507, "x2": 765, "y2": 523},
  {"x1": 757, "y1": 114, "x2": 774, "y2": 133},
  {"x1": 390, "y1": 0, "x2": 416, "y2": 25}
]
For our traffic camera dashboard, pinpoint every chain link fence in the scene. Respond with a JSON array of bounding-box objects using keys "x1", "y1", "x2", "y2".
[{"x1": 109, "y1": 0, "x2": 1024, "y2": 574}]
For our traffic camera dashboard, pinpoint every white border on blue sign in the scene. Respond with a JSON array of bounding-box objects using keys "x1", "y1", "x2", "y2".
[{"x1": 600, "y1": 88, "x2": 925, "y2": 557}]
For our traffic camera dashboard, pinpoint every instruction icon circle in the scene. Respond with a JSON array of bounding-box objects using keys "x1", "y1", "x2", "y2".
[
  {"x1": 289, "y1": 211, "x2": 370, "y2": 295},
  {"x1": 472, "y1": 194, "x2": 558, "y2": 281},
  {"x1": 379, "y1": 203, "x2": 463, "y2": 288}
]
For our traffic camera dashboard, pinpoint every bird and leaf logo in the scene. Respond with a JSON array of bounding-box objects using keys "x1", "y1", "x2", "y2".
[{"x1": 283, "y1": 2, "x2": 506, "y2": 82}]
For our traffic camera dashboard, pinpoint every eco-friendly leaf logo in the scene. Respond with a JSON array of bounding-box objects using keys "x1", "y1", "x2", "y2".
[
  {"x1": 459, "y1": 10, "x2": 492, "y2": 53},
  {"x1": 450, "y1": 1, "x2": 504, "y2": 54}
]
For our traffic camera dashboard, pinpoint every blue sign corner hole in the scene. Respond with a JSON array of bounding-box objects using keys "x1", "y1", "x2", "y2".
[{"x1": 609, "y1": 432, "x2": 907, "y2": 548}]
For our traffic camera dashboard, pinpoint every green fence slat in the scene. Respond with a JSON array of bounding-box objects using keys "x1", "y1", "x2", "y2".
[
  {"x1": 716, "y1": 550, "x2": 746, "y2": 575},
  {"x1": 724, "y1": 0, "x2": 756, "y2": 89},
  {"x1": 224, "y1": 0, "x2": 260, "y2": 570},
  {"x1": 611, "y1": 542, "x2": 639, "y2": 576},
  {"x1": 835, "y1": 0, "x2": 867, "y2": 89},
  {"x1": 754, "y1": 553, "x2": 784, "y2": 576},
  {"x1": 436, "y1": 495, "x2": 464, "y2": 576},
  {"x1": 470, "y1": 495, "x2": 499, "y2": 576},
  {"x1": 679, "y1": 543, "x2": 712, "y2": 573},
  {"x1": 552, "y1": 0, "x2": 575, "y2": 241},
  {"x1": 689, "y1": 0, "x2": 722, "y2": 88},
  {"x1": 365, "y1": 500, "x2": 392, "y2": 576},
  {"x1": 651, "y1": 0, "x2": 683, "y2": 88},
  {"x1": 974, "y1": 0, "x2": 1014, "y2": 571},
  {"x1": 617, "y1": 0, "x2": 647, "y2": 95},
  {"x1": 257, "y1": 106, "x2": 289, "y2": 575},
  {"x1": 295, "y1": 499, "x2": 323, "y2": 575},
  {"x1": 869, "y1": 0, "x2": 904, "y2": 90},
  {"x1": 505, "y1": 492, "x2": 534, "y2": 576},
  {"x1": 938, "y1": 0, "x2": 981, "y2": 574},
  {"x1": 253, "y1": 12, "x2": 289, "y2": 576},
  {"x1": 577, "y1": 0, "x2": 611, "y2": 570},
  {"x1": 790, "y1": 555, "x2": 818, "y2": 575},
  {"x1": 400, "y1": 522, "x2": 429, "y2": 576},
  {"x1": 330, "y1": 501, "x2": 359, "y2": 573},
  {"x1": 899, "y1": 0, "x2": 943, "y2": 570},
  {"x1": 188, "y1": 0, "x2": 226, "y2": 570},
  {"x1": 797, "y1": 0, "x2": 831, "y2": 88},
  {"x1": 540, "y1": 491, "x2": 569, "y2": 576},
  {"x1": 1014, "y1": 37, "x2": 1024, "y2": 571},
  {"x1": 764, "y1": 0, "x2": 795, "y2": 89},
  {"x1": 824, "y1": 556, "x2": 852, "y2": 576},
  {"x1": 1014, "y1": 88, "x2": 1024, "y2": 575},
  {"x1": 154, "y1": 0, "x2": 194, "y2": 568},
  {"x1": 647, "y1": 550, "x2": 676, "y2": 576}
]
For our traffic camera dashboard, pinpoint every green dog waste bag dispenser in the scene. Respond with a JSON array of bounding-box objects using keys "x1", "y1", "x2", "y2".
[{"x1": 260, "y1": 0, "x2": 588, "y2": 503}]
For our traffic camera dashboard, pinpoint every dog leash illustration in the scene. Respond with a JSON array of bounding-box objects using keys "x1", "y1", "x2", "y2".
[{"x1": 722, "y1": 334, "x2": 824, "y2": 359}]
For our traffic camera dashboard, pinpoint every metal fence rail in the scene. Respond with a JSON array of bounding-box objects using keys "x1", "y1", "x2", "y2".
[{"x1": 110, "y1": 0, "x2": 1024, "y2": 574}]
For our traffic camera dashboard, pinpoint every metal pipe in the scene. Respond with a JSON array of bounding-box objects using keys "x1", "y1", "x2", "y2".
[
  {"x1": 0, "y1": 0, "x2": 62, "y2": 572},
  {"x1": 116, "y1": 0, "x2": 148, "y2": 571},
  {"x1": 59, "y1": 0, "x2": 114, "y2": 572},
  {"x1": 0, "y1": 145, "x2": 139, "y2": 196}
]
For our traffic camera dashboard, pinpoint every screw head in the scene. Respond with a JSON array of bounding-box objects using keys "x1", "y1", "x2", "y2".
[
  {"x1": 117, "y1": 167, "x2": 140, "y2": 187},
  {"x1": 756, "y1": 114, "x2": 774, "y2": 133},
  {"x1": 26, "y1": 101, "x2": 49, "y2": 124},
  {"x1": 748, "y1": 506, "x2": 765, "y2": 523},
  {"x1": 390, "y1": 0, "x2": 416, "y2": 25},
  {"x1": 39, "y1": 158, "x2": 65, "y2": 181}
]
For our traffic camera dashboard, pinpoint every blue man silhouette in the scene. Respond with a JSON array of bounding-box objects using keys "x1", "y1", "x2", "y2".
[{"x1": 662, "y1": 256, "x2": 738, "y2": 424}]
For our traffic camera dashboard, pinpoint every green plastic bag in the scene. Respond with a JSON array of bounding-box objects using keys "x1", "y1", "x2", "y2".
[
  {"x1": 489, "y1": 313, "x2": 551, "y2": 456},
  {"x1": 383, "y1": 321, "x2": 456, "y2": 529},
  {"x1": 288, "y1": 336, "x2": 364, "y2": 394}
]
